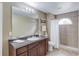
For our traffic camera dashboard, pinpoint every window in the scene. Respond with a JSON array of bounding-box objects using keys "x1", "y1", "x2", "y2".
[{"x1": 58, "y1": 18, "x2": 72, "y2": 25}]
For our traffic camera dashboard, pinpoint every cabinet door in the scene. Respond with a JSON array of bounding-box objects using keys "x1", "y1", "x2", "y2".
[
  {"x1": 45, "y1": 39, "x2": 48, "y2": 54},
  {"x1": 38, "y1": 40, "x2": 45, "y2": 56},
  {"x1": 28, "y1": 46, "x2": 38, "y2": 56},
  {"x1": 16, "y1": 46, "x2": 27, "y2": 55}
]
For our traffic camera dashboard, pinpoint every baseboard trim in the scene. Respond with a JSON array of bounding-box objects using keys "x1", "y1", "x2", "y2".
[{"x1": 60, "y1": 44, "x2": 79, "y2": 54}]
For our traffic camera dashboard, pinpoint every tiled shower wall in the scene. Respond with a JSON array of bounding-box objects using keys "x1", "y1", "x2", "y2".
[{"x1": 57, "y1": 11, "x2": 78, "y2": 48}]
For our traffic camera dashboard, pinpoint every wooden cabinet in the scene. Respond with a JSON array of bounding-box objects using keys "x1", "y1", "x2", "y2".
[
  {"x1": 28, "y1": 39, "x2": 48, "y2": 56},
  {"x1": 16, "y1": 46, "x2": 28, "y2": 56},
  {"x1": 28, "y1": 46, "x2": 38, "y2": 56},
  {"x1": 38, "y1": 40, "x2": 46, "y2": 56},
  {"x1": 16, "y1": 46, "x2": 27, "y2": 55},
  {"x1": 17, "y1": 52, "x2": 27, "y2": 56},
  {"x1": 9, "y1": 38, "x2": 48, "y2": 56},
  {"x1": 28, "y1": 42, "x2": 39, "y2": 56}
]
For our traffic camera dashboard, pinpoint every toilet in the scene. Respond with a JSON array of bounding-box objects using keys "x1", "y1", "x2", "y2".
[{"x1": 48, "y1": 41, "x2": 54, "y2": 51}]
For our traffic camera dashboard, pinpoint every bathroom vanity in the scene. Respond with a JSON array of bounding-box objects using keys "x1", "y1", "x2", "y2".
[
  {"x1": 9, "y1": 36, "x2": 48, "y2": 56},
  {"x1": 9, "y1": 5, "x2": 49, "y2": 56}
]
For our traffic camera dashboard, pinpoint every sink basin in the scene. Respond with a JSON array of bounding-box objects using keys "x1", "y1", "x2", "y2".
[
  {"x1": 27, "y1": 37, "x2": 40, "y2": 41},
  {"x1": 13, "y1": 40, "x2": 25, "y2": 43}
]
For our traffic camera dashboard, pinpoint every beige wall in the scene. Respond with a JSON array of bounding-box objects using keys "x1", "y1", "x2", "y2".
[
  {"x1": 37, "y1": 11, "x2": 46, "y2": 20},
  {"x1": 12, "y1": 15, "x2": 37, "y2": 37},
  {"x1": 0, "y1": 3, "x2": 3, "y2": 56},
  {"x1": 57, "y1": 11, "x2": 78, "y2": 48},
  {"x1": 2, "y1": 2, "x2": 12, "y2": 56}
]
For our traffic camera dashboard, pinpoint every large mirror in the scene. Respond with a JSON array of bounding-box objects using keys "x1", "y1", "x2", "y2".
[{"x1": 12, "y1": 6, "x2": 39, "y2": 38}]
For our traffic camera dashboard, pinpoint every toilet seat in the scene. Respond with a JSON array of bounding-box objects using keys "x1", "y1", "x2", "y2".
[{"x1": 48, "y1": 41, "x2": 54, "y2": 51}]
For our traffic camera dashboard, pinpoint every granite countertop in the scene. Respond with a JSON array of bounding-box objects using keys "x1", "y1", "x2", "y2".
[{"x1": 9, "y1": 35, "x2": 48, "y2": 49}]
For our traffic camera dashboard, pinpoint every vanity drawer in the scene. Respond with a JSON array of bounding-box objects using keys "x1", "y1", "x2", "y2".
[{"x1": 16, "y1": 46, "x2": 27, "y2": 55}]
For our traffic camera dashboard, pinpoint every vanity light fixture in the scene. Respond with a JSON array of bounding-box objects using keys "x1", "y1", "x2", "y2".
[
  {"x1": 28, "y1": 8, "x2": 32, "y2": 13},
  {"x1": 25, "y1": 7, "x2": 29, "y2": 12},
  {"x1": 25, "y1": 7, "x2": 33, "y2": 13}
]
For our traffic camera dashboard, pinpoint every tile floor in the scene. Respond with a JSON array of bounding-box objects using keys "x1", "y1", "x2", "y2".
[{"x1": 47, "y1": 48, "x2": 79, "y2": 56}]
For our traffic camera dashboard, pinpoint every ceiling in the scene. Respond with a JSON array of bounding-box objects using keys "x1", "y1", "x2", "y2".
[{"x1": 25, "y1": 2, "x2": 79, "y2": 15}]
